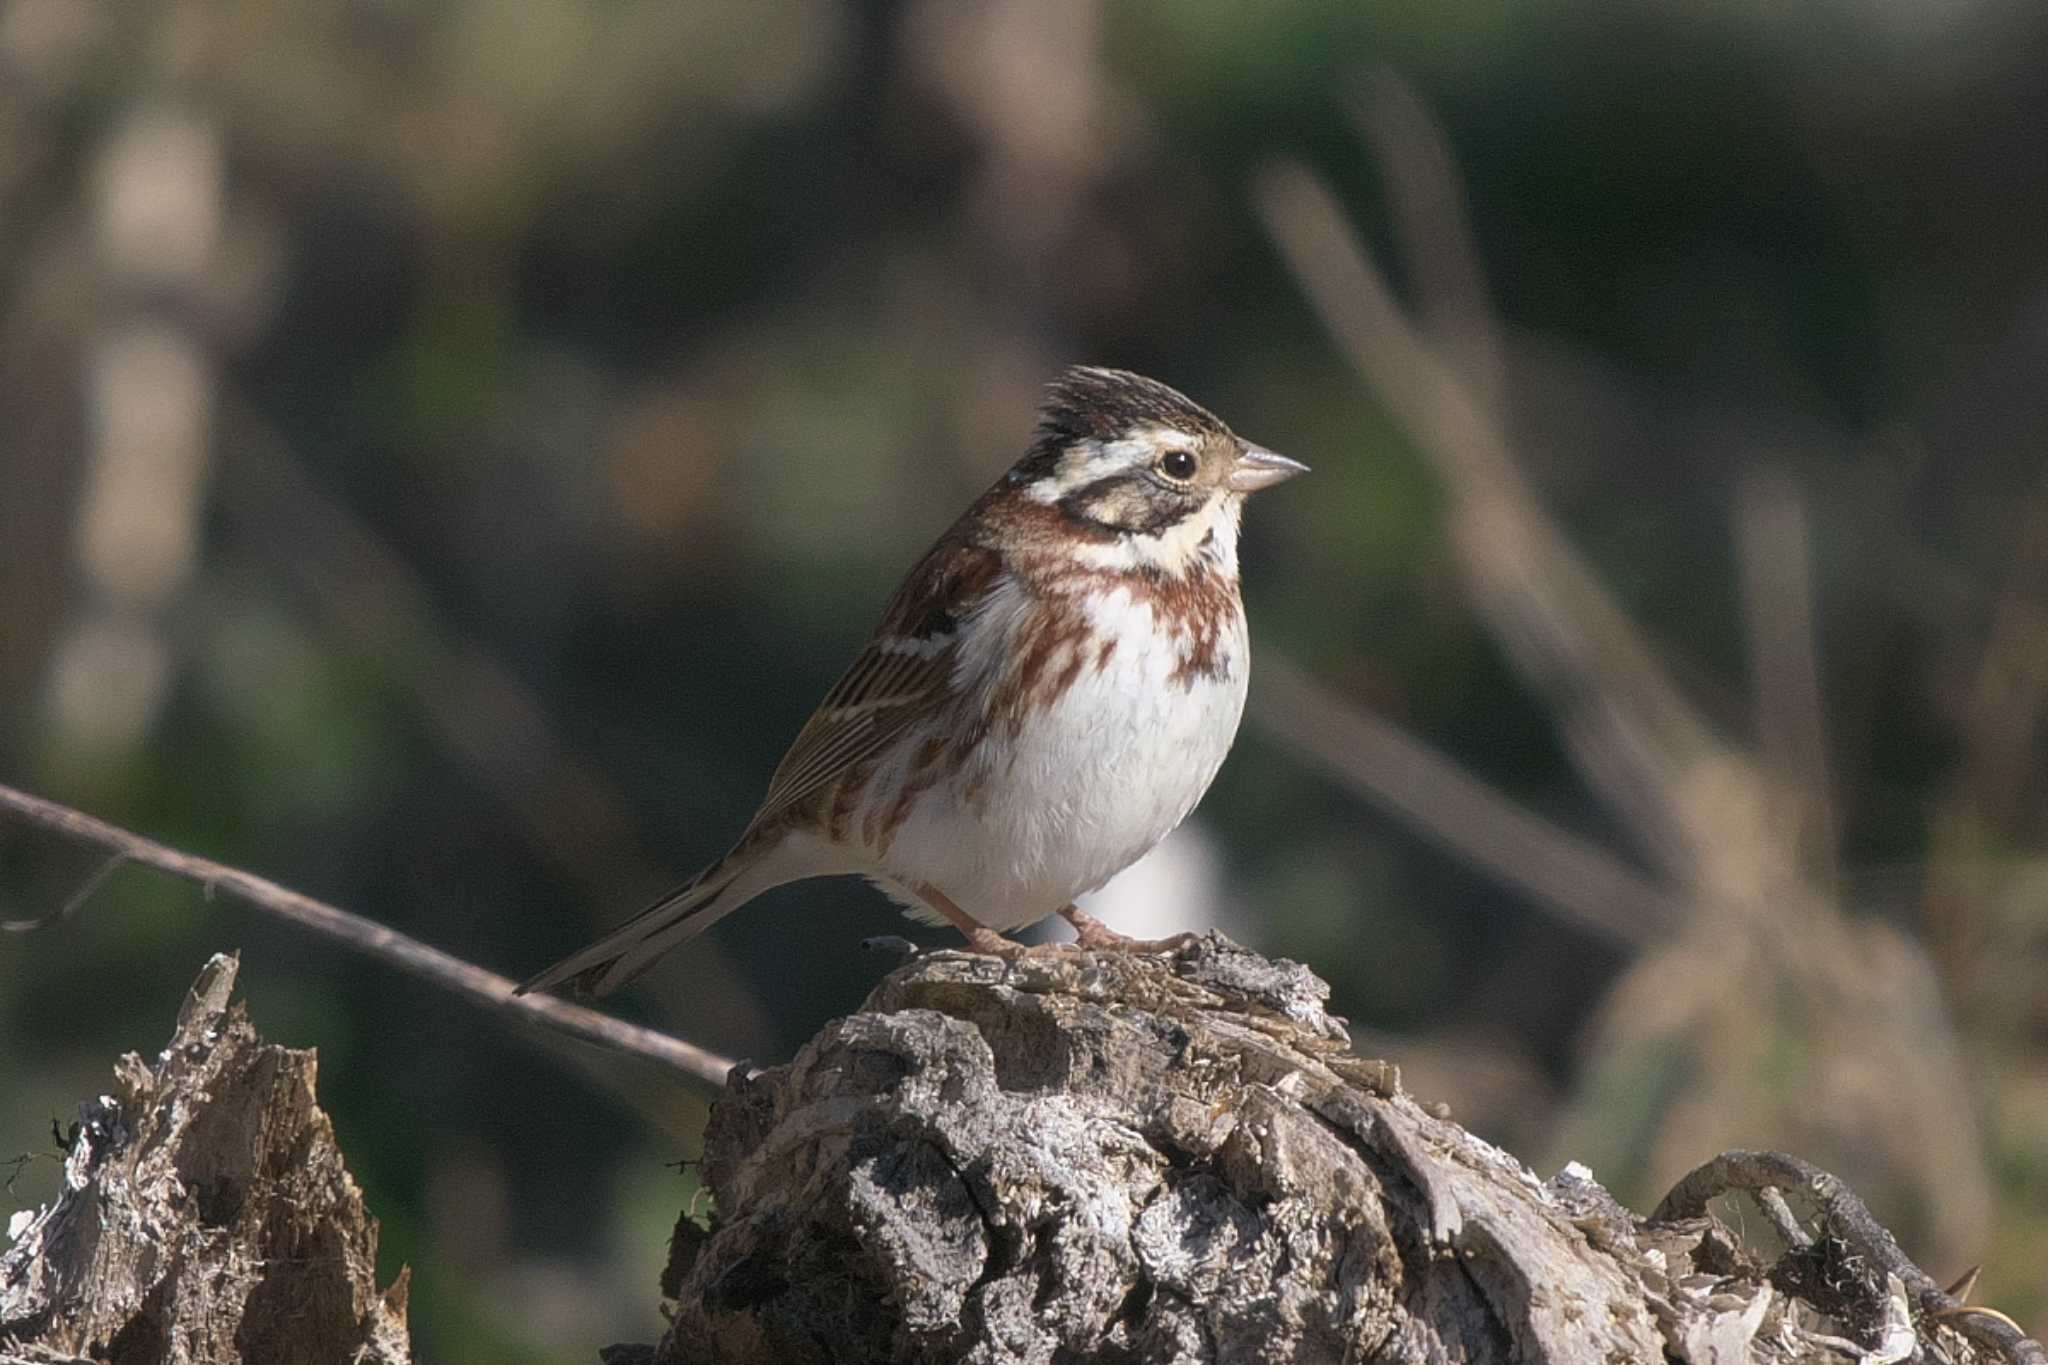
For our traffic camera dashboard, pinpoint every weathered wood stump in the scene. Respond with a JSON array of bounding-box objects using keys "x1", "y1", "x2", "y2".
[
  {"x1": 644, "y1": 936, "x2": 2040, "y2": 1365},
  {"x1": 0, "y1": 954, "x2": 411, "y2": 1365},
  {"x1": 5, "y1": 943, "x2": 2036, "y2": 1365}
]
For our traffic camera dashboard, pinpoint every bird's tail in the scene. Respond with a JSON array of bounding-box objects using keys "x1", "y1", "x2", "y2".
[{"x1": 516, "y1": 855, "x2": 751, "y2": 999}]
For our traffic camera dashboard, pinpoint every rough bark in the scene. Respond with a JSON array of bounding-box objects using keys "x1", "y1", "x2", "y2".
[
  {"x1": 645, "y1": 935, "x2": 2039, "y2": 1365},
  {"x1": 1, "y1": 954, "x2": 411, "y2": 1365},
  {"x1": 5, "y1": 941, "x2": 2034, "y2": 1365}
]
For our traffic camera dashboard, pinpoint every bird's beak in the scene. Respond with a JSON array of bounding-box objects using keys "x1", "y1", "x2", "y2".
[{"x1": 1227, "y1": 445, "x2": 1310, "y2": 493}]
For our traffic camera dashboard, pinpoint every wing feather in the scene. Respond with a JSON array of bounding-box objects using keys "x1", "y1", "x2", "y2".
[{"x1": 748, "y1": 541, "x2": 1003, "y2": 828}]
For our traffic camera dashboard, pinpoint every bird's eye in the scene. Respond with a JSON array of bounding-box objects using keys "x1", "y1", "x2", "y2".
[{"x1": 1158, "y1": 448, "x2": 1198, "y2": 481}]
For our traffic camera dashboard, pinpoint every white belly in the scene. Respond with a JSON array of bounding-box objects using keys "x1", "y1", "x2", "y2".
[{"x1": 874, "y1": 579, "x2": 1249, "y2": 930}]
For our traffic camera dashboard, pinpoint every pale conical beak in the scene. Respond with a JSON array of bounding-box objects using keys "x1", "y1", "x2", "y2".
[{"x1": 1226, "y1": 445, "x2": 1310, "y2": 493}]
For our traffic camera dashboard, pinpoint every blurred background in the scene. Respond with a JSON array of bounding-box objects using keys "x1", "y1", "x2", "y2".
[{"x1": 5, "y1": 0, "x2": 2048, "y2": 1357}]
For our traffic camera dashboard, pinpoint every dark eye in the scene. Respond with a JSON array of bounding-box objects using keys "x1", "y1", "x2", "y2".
[{"x1": 1158, "y1": 448, "x2": 1198, "y2": 481}]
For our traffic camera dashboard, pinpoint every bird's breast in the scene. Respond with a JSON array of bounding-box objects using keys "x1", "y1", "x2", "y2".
[{"x1": 867, "y1": 571, "x2": 1249, "y2": 925}]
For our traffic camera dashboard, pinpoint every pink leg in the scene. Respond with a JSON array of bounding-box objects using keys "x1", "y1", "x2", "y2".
[
  {"x1": 916, "y1": 884, "x2": 1067, "y2": 959},
  {"x1": 1057, "y1": 904, "x2": 1198, "y2": 954}
]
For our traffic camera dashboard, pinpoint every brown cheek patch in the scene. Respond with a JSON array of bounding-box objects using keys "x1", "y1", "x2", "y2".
[
  {"x1": 987, "y1": 492, "x2": 1116, "y2": 551},
  {"x1": 1060, "y1": 477, "x2": 1195, "y2": 539}
]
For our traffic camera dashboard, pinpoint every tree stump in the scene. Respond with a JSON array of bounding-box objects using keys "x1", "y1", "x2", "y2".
[
  {"x1": 4, "y1": 942, "x2": 2036, "y2": 1365},
  {"x1": 1, "y1": 954, "x2": 411, "y2": 1365},
  {"x1": 645, "y1": 935, "x2": 2041, "y2": 1365}
]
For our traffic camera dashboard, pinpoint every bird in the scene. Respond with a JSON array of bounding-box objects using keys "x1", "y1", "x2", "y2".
[{"x1": 518, "y1": 366, "x2": 1306, "y2": 997}]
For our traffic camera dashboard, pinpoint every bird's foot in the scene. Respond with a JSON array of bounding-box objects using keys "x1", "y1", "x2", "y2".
[
  {"x1": 916, "y1": 882, "x2": 1076, "y2": 960},
  {"x1": 963, "y1": 927, "x2": 1071, "y2": 960},
  {"x1": 1057, "y1": 906, "x2": 1198, "y2": 954}
]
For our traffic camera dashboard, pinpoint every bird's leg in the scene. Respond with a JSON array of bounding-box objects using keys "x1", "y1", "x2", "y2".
[
  {"x1": 1057, "y1": 904, "x2": 1198, "y2": 954},
  {"x1": 917, "y1": 884, "x2": 1066, "y2": 959},
  {"x1": 1058, "y1": 904, "x2": 1133, "y2": 949}
]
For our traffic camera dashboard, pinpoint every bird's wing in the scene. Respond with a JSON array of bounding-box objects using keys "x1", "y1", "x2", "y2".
[{"x1": 749, "y1": 539, "x2": 1004, "y2": 828}]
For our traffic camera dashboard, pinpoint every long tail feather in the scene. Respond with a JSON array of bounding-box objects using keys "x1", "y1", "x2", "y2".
[{"x1": 516, "y1": 859, "x2": 746, "y2": 998}]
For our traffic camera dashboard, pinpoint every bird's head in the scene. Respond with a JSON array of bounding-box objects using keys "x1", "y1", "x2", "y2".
[{"x1": 1010, "y1": 366, "x2": 1307, "y2": 575}]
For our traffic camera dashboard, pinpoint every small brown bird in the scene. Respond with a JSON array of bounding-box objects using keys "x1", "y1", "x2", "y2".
[{"x1": 520, "y1": 367, "x2": 1305, "y2": 996}]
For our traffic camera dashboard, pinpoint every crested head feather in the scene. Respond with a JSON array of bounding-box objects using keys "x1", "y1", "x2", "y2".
[{"x1": 1017, "y1": 366, "x2": 1232, "y2": 476}]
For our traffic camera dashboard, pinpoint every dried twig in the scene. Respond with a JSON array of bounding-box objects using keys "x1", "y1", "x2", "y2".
[
  {"x1": 1655, "y1": 1150, "x2": 2046, "y2": 1365},
  {"x1": 1753, "y1": 1183, "x2": 1812, "y2": 1249},
  {"x1": 2, "y1": 1150, "x2": 58, "y2": 1196},
  {"x1": 0, "y1": 781, "x2": 735, "y2": 1086}
]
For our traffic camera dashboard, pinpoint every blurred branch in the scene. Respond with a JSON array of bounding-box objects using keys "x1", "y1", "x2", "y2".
[
  {"x1": 0, "y1": 780, "x2": 735, "y2": 1087},
  {"x1": 1251, "y1": 655, "x2": 1682, "y2": 947},
  {"x1": 218, "y1": 397, "x2": 641, "y2": 890},
  {"x1": 1253, "y1": 79, "x2": 1999, "y2": 1266},
  {"x1": 1956, "y1": 487, "x2": 2048, "y2": 832},
  {"x1": 1253, "y1": 154, "x2": 1717, "y2": 891},
  {"x1": 1734, "y1": 469, "x2": 1839, "y2": 896},
  {"x1": 1352, "y1": 71, "x2": 1505, "y2": 417}
]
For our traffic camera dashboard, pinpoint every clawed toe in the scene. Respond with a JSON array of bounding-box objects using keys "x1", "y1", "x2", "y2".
[
  {"x1": 934, "y1": 892, "x2": 1196, "y2": 960},
  {"x1": 1060, "y1": 904, "x2": 1196, "y2": 954},
  {"x1": 966, "y1": 930, "x2": 1072, "y2": 960},
  {"x1": 974, "y1": 930, "x2": 1192, "y2": 958},
  {"x1": 1081, "y1": 929, "x2": 1198, "y2": 954}
]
